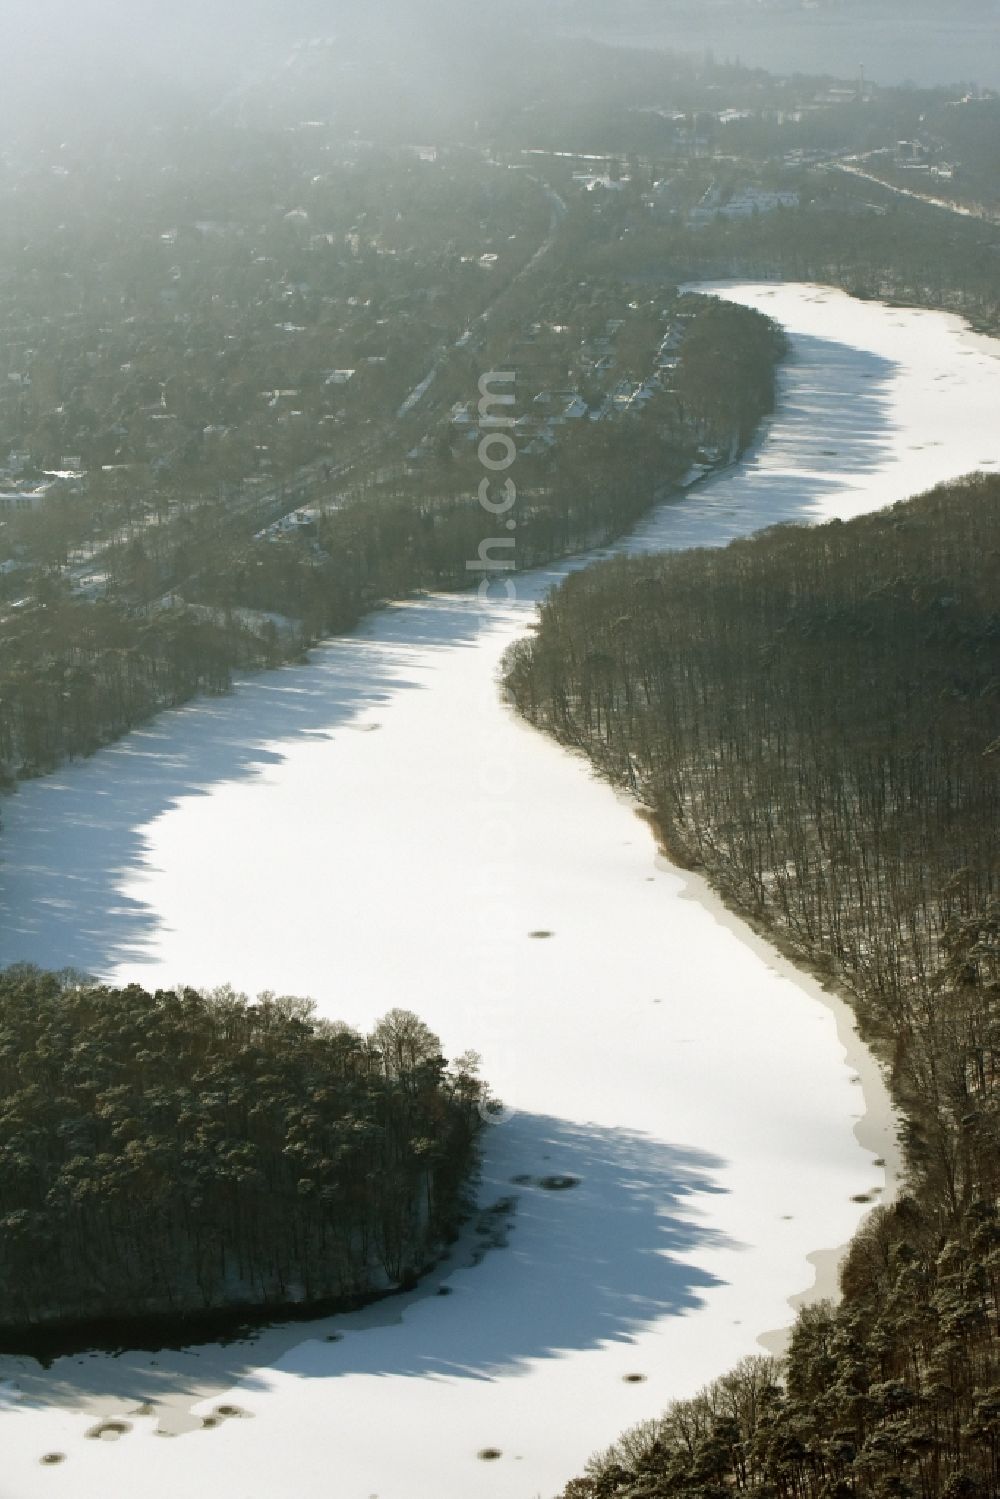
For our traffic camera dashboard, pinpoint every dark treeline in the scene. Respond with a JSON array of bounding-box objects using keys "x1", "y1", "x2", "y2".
[
  {"x1": 507, "y1": 477, "x2": 999, "y2": 1013},
  {"x1": 234, "y1": 298, "x2": 784, "y2": 632},
  {"x1": 505, "y1": 476, "x2": 1000, "y2": 1498},
  {"x1": 0, "y1": 971, "x2": 486, "y2": 1334},
  {"x1": 0, "y1": 297, "x2": 781, "y2": 785},
  {"x1": 607, "y1": 190, "x2": 1000, "y2": 336},
  {"x1": 0, "y1": 596, "x2": 284, "y2": 783},
  {"x1": 688, "y1": 197, "x2": 1000, "y2": 333}
]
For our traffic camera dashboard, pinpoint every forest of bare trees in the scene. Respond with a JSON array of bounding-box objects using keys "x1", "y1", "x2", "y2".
[
  {"x1": 506, "y1": 475, "x2": 1000, "y2": 1497},
  {"x1": 0, "y1": 972, "x2": 486, "y2": 1345}
]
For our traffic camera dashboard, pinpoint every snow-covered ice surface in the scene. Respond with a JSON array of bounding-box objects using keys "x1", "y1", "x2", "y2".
[{"x1": 1, "y1": 284, "x2": 999, "y2": 1498}]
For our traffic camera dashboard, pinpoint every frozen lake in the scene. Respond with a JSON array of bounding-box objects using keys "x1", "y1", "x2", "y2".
[{"x1": 1, "y1": 284, "x2": 999, "y2": 1497}]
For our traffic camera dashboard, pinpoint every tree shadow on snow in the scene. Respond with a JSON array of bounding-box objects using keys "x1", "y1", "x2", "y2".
[
  {"x1": 276, "y1": 1111, "x2": 733, "y2": 1384},
  {"x1": 626, "y1": 331, "x2": 897, "y2": 556},
  {"x1": 0, "y1": 594, "x2": 489, "y2": 977},
  {"x1": 0, "y1": 321, "x2": 896, "y2": 979},
  {"x1": 9, "y1": 1113, "x2": 732, "y2": 1409}
]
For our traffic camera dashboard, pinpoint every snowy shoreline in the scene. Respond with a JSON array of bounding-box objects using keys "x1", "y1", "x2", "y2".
[
  {"x1": 1, "y1": 284, "x2": 999, "y2": 1498},
  {"x1": 669, "y1": 856, "x2": 903, "y2": 1349},
  {"x1": 610, "y1": 792, "x2": 905, "y2": 1354}
]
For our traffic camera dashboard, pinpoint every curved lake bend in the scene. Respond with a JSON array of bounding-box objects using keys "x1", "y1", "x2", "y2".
[{"x1": 2, "y1": 284, "x2": 1000, "y2": 1498}]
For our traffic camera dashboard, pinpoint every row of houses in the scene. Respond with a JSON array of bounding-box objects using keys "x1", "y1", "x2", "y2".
[{"x1": 687, "y1": 184, "x2": 800, "y2": 227}]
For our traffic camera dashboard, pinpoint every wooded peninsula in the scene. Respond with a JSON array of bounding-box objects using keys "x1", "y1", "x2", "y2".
[
  {"x1": 506, "y1": 474, "x2": 1000, "y2": 1498},
  {"x1": 0, "y1": 973, "x2": 486, "y2": 1346}
]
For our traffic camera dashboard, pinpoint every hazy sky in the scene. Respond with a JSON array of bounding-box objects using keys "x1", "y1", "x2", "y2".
[
  {"x1": 0, "y1": 1, "x2": 492, "y2": 137},
  {"x1": 2, "y1": 0, "x2": 998, "y2": 140},
  {"x1": 572, "y1": 0, "x2": 1000, "y2": 89}
]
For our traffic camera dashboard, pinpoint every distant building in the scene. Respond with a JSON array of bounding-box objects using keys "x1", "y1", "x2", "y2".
[
  {"x1": 572, "y1": 173, "x2": 627, "y2": 193},
  {"x1": 690, "y1": 186, "x2": 799, "y2": 227},
  {"x1": 0, "y1": 488, "x2": 45, "y2": 513},
  {"x1": 895, "y1": 140, "x2": 931, "y2": 168}
]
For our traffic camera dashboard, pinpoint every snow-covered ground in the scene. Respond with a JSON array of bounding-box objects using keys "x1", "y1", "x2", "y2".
[{"x1": 1, "y1": 285, "x2": 999, "y2": 1498}]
